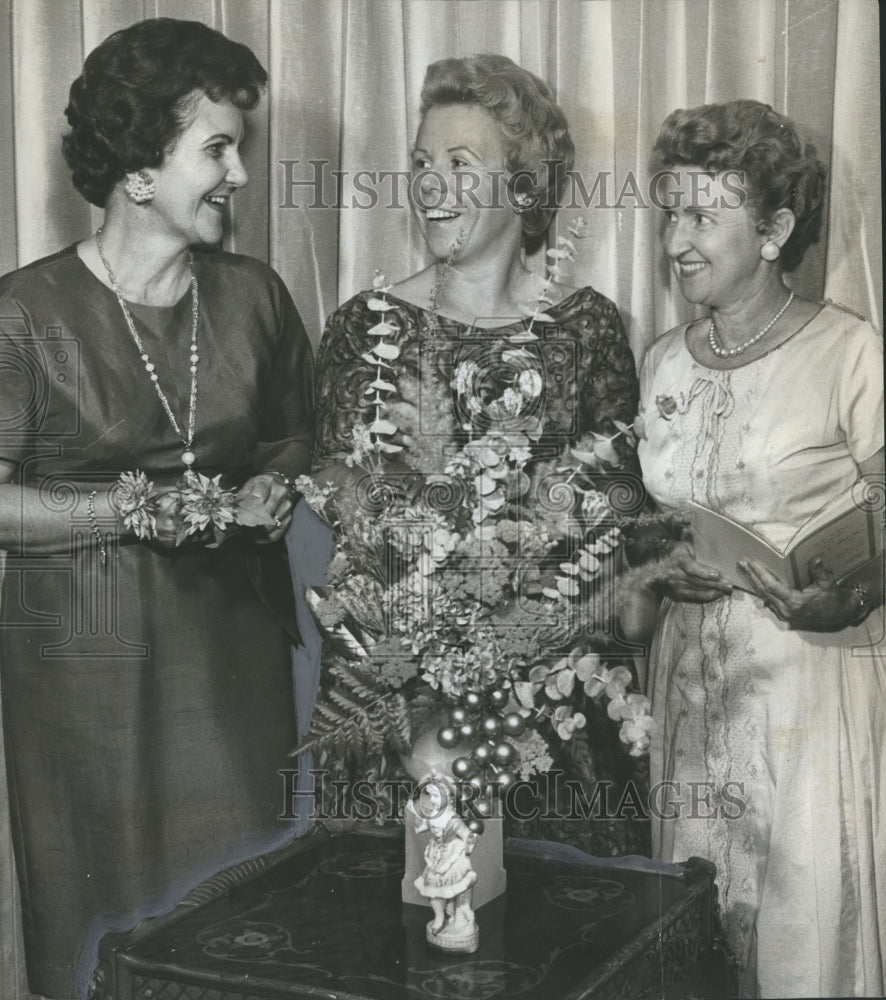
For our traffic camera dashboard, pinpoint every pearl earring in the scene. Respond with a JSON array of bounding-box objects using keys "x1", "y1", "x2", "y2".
[
  {"x1": 760, "y1": 241, "x2": 781, "y2": 262},
  {"x1": 124, "y1": 170, "x2": 156, "y2": 205}
]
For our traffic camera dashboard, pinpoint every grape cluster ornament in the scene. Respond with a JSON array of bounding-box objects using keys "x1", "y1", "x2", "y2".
[{"x1": 435, "y1": 686, "x2": 525, "y2": 834}]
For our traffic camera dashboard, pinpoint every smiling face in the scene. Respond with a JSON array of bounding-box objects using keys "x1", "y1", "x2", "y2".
[
  {"x1": 410, "y1": 103, "x2": 523, "y2": 264},
  {"x1": 659, "y1": 168, "x2": 771, "y2": 310},
  {"x1": 144, "y1": 91, "x2": 249, "y2": 248}
]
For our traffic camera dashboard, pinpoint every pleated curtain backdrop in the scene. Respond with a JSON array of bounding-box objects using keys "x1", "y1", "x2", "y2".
[{"x1": 0, "y1": 1, "x2": 880, "y2": 997}]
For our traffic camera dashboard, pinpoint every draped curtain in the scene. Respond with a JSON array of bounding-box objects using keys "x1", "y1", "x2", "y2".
[{"x1": 0, "y1": 1, "x2": 880, "y2": 996}]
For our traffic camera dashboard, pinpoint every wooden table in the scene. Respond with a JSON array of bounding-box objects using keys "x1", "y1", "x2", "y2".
[{"x1": 92, "y1": 827, "x2": 722, "y2": 1000}]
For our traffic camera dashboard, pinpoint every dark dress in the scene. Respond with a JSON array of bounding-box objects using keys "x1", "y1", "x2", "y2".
[
  {"x1": 0, "y1": 246, "x2": 313, "y2": 998},
  {"x1": 314, "y1": 288, "x2": 647, "y2": 856}
]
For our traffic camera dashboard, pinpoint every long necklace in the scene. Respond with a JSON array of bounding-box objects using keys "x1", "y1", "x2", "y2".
[
  {"x1": 95, "y1": 227, "x2": 200, "y2": 472},
  {"x1": 709, "y1": 290, "x2": 794, "y2": 359}
]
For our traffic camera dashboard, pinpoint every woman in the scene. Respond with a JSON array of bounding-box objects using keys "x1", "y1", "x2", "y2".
[
  {"x1": 0, "y1": 19, "x2": 312, "y2": 998},
  {"x1": 635, "y1": 100, "x2": 884, "y2": 997},
  {"x1": 312, "y1": 55, "x2": 642, "y2": 854}
]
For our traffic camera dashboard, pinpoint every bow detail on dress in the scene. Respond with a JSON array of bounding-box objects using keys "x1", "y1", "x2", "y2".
[{"x1": 655, "y1": 373, "x2": 734, "y2": 424}]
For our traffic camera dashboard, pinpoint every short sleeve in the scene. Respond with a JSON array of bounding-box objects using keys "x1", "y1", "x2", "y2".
[
  {"x1": 837, "y1": 321, "x2": 884, "y2": 463},
  {"x1": 581, "y1": 296, "x2": 639, "y2": 437},
  {"x1": 313, "y1": 292, "x2": 378, "y2": 468}
]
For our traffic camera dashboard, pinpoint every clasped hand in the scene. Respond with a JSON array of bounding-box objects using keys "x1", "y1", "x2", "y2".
[
  {"x1": 739, "y1": 557, "x2": 855, "y2": 631},
  {"x1": 658, "y1": 543, "x2": 855, "y2": 630},
  {"x1": 151, "y1": 474, "x2": 293, "y2": 548}
]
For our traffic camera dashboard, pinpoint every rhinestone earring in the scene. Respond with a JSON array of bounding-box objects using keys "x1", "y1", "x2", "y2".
[
  {"x1": 513, "y1": 192, "x2": 536, "y2": 214},
  {"x1": 124, "y1": 170, "x2": 156, "y2": 205}
]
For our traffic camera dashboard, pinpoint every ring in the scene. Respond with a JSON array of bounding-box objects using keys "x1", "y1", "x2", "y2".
[{"x1": 273, "y1": 516, "x2": 282, "y2": 528}]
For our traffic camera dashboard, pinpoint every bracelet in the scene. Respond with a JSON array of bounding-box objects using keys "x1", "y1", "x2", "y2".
[
  {"x1": 264, "y1": 469, "x2": 298, "y2": 496},
  {"x1": 87, "y1": 490, "x2": 107, "y2": 565},
  {"x1": 847, "y1": 583, "x2": 870, "y2": 625}
]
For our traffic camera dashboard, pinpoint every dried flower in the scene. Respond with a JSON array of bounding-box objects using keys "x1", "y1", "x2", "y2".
[
  {"x1": 655, "y1": 394, "x2": 678, "y2": 420},
  {"x1": 177, "y1": 472, "x2": 238, "y2": 541},
  {"x1": 114, "y1": 470, "x2": 158, "y2": 540}
]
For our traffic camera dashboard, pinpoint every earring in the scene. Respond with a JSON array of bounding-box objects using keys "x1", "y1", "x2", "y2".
[
  {"x1": 513, "y1": 191, "x2": 536, "y2": 214},
  {"x1": 124, "y1": 170, "x2": 155, "y2": 205},
  {"x1": 760, "y1": 241, "x2": 780, "y2": 261}
]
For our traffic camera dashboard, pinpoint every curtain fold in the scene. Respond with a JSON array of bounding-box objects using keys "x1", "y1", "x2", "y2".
[
  {"x1": 0, "y1": 2, "x2": 879, "y2": 997},
  {"x1": 825, "y1": 0, "x2": 882, "y2": 327}
]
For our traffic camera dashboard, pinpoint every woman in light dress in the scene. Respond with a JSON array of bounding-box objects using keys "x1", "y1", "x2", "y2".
[{"x1": 634, "y1": 99, "x2": 884, "y2": 998}]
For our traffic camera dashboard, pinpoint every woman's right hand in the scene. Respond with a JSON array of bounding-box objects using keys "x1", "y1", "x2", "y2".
[{"x1": 655, "y1": 542, "x2": 733, "y2": 603}]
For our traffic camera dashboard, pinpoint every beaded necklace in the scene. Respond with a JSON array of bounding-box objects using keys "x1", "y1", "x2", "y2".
[
  {"x1": 708, "y1": 290, "x2": 794, "y2": 358},
  {"x1": 95, "y1": 227, "x2": 200, "y2": 473}
]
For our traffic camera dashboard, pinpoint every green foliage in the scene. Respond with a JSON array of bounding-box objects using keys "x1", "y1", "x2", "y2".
[{"x1": 293, "y1": 659, "x2": 413, "y2": 764}]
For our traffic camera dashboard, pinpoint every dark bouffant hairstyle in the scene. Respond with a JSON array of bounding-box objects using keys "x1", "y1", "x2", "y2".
[
  {"x1": 62, "y1": 18, "x2": 267, "y2": 207},
  {"x1": 420, "y1": 54, "x2": 574, "y2": 245},
  {"x1": 652, "y1": 99, "x2": 827, "y2": 272}
]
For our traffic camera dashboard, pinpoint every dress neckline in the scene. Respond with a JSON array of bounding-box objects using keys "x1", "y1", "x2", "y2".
[
  {"x1": 682, "y1": 302, "x2": 828, "y2": 372},
  {"x1": 379, "y1": 286, "x2": 591, "y2": 332},
  {"x1": 69, "y1": 242, "x2": 196, "y2": 313}
]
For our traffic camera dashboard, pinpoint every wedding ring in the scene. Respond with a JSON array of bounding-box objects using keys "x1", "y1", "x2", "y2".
[{"x1": 273, "y1": 516, "x2": 282, "y2": 528}]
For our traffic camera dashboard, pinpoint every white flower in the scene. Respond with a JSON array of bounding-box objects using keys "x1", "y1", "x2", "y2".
[
  {"x1": 500, "y1": 387, "x2": 525, "y2": 417},
  {"x1": 451, "y1": 360, "x2": 479, "y2": 396},
  {"x1": 518, "y1": 369, "x2": 543, "y2": 399}
]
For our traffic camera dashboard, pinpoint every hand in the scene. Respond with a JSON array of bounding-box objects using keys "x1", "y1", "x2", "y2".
[
  {"x1": 152, "y1": 489, "x2": 181, "y2": 549},
  {"x1": 238, "y1": 473, "x2": 294, "y2": 543},
  {"x1": 655, "y1": 542, "x2": 733, "y2": 603},
  {"x1": 739, "y1": 557, "x2": 857, "y2": 631}
]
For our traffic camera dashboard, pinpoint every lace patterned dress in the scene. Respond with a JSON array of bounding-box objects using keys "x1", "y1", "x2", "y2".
[
  {"x1": 637, "y1": 304, "x2": 885, "y2": 998},
  {"x1": 315, "y1": 287, "x2": 648, "y2": 856},
  {"x1": 315, "y1": 288, "x2": 637, "y2": 467}
]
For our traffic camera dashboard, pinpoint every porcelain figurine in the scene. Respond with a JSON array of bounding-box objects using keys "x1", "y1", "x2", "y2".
[{"x1": 410, "y1": 771, "x2": 480, "y2": 953}]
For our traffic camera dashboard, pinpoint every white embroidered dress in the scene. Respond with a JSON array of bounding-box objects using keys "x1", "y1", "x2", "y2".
[{"x1": 637, "y1": 304, "x2": 885, "y2": 999}]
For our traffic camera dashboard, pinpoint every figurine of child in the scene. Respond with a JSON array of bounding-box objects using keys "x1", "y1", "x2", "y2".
[{"x1": 411, "y1": 772, "x2": 480, "y2": 952}]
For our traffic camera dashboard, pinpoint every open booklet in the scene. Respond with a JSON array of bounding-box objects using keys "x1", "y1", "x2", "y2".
[{"x1": 687, "y1": 485, "x2": 883, "y2": 591}]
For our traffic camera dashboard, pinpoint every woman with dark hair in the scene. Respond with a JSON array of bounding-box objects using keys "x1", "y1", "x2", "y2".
[
  {"x1": 633, "y1": 100, "x2": 884, "y2": 997},
  {"x1": 0, "y1": 18, "x2": 312, "y2": 997},
  {"x1": 312, "y1": 55, "x2": 642, "y2": 853}
]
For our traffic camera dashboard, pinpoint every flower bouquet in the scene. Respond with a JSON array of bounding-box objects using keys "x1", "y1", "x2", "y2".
[
  {"x1": 114, "y1": 469, "x2": 276, "y2": 546},
  {"x1": 297, "y1": 253, "x2": 656, "y2": 850}
]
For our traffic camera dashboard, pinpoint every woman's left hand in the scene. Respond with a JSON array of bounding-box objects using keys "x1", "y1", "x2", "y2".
[
  {"x1": 237, "y1": 474, "x2": 294, "y2": 543},
  {"x1": 739, "y1": 557, "x2": 857, "y2": 631}
]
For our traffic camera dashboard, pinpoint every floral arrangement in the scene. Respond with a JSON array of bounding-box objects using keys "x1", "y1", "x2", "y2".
[
  {"x1": 297, "y1": 241, "x2": 655, "y2": 819},
  {"x1": 114, "y1": 469, "x2": 275, "y2": 545}
]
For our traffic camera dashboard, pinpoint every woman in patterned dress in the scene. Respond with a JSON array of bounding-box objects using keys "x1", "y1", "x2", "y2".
[{"x1": 313, "y1": 55, "x2": 643, "y2": 855}]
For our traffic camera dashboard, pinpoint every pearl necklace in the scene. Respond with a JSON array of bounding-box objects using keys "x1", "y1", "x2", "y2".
[
  {"x1": 708, "y1": 290, "x2": 794, "y2": 359},
  {"x1": 95, "y1": 228, "x2": 200, "y2": 472}
]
